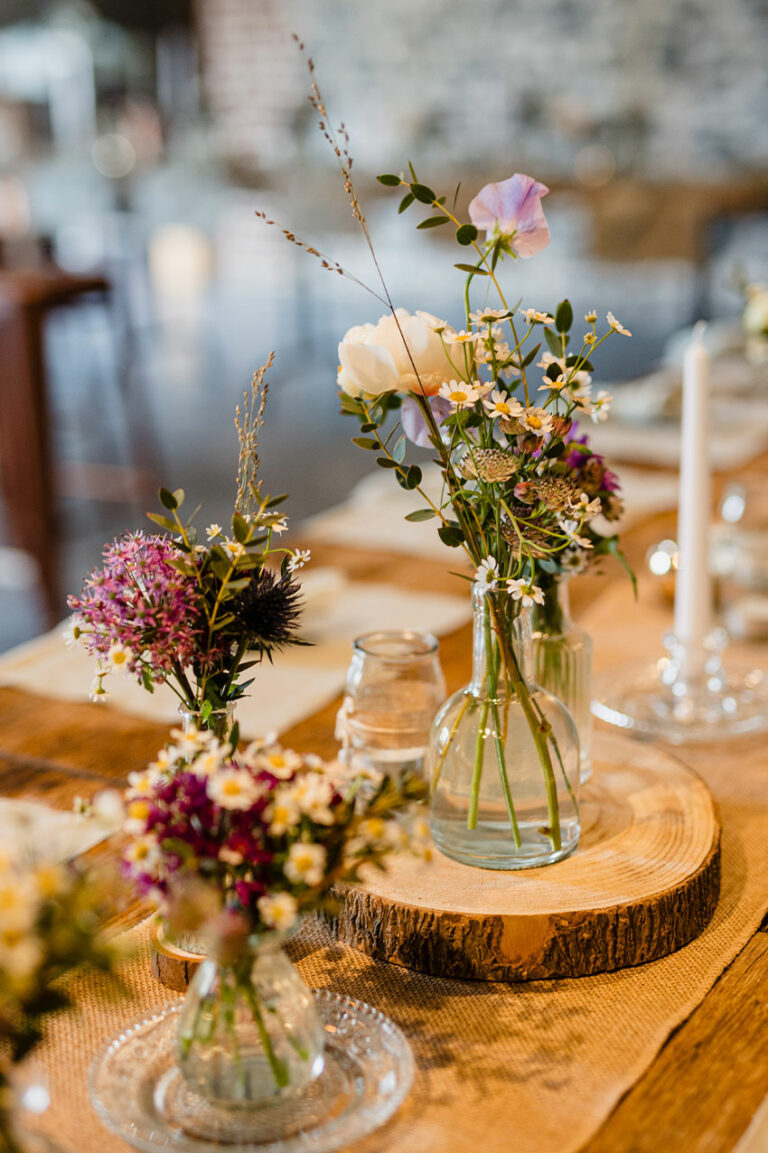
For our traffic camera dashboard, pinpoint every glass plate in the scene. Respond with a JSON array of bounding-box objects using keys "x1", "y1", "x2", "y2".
[{"x1": 89, "y1": 990, "x2": 414, "y2": 1153}]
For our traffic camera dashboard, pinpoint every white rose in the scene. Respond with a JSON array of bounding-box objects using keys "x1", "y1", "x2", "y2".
[{"x1": 337, "y1": 308, "x2": 459, "y2": 397}]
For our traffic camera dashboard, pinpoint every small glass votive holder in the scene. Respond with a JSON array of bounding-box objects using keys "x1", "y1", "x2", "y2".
[{"x1": 337, "y1": 630, "x2": 447, "y2": 779}]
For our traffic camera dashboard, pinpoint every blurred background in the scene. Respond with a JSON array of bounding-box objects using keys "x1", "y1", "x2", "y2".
[{"x1": 1, "y1": 0, "x2": 767, "y2": 650}]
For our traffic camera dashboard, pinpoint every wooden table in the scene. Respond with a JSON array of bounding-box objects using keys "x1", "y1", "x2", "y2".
[{"x1": 1, "y1": 517, "x2": 768, "y2": 1152}]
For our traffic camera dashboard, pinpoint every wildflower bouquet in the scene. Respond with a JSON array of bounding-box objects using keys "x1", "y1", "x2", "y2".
[
  {"x1": 68, "y1": 358, "x2": 309, "y2": 739},
  {"x1": 122, "y1": 730, "x2": 426, "y2": 1098},
  {"x1": 0, "y1": 856, "x2": 121, "y2": 1151},
  {"x1": 123, "y1": 730, "x2": 427, "y2": 935},
  {"x1": 258, "y1": 46, "x2": 633, "y2": 866}
]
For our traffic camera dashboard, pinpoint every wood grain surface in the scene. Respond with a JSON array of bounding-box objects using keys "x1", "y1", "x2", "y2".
[{"x1": 332, "y1": 736, "x2": 720, "y2": 980}]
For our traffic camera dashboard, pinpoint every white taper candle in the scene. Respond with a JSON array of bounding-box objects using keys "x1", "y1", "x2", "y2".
[{"x1": 674, "y1": 322, "x2": 711, "y2": 659}]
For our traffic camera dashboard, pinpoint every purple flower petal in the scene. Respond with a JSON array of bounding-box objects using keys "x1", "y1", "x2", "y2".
[
  {"x1": 468, "y1": 174, "x2": 550, "y2": 257},
  {"x1": 401, "y1": 395, "x2": 452, "y2": 448}
]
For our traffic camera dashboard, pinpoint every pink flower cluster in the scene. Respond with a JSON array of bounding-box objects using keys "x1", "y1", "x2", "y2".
[{"x1": 68, "y1": 532, "x2": 219, "y2": 681}]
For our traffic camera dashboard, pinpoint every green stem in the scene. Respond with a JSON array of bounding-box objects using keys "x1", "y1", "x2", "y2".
[
  {"x1": 431, "y1": 692, "x2": 472, "y2": 792},
  {"x1": 488, "y1": 598, "x2": 562, "y2": 852},
  {"x1": 240, "y1": 972, "x2": 290, "y2": 1090},
  {"x1": 467, "y1": 697, "x2": 489, "y2": 830}
]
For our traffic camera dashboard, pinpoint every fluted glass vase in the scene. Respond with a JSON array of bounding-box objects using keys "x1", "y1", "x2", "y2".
[
  {"x1": 178, "y1": 702, "x2": 237, "y2": 743},
  {"x1": 531, "y1": 576, "x2": 593, "y2": 783},
  {"x1": 430, "y1": 588, "x2": 580, "y2": 869},
  {"x1": 176, "y1": 935, "x2": 325, "y2": 1107}
]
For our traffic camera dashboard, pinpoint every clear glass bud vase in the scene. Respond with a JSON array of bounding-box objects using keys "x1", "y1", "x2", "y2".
[
  {"x1": 429, "y1": 588, "x2": 580, "y2": 870},
  {"x1": 178, "y1": 702, "x2": 237, "y2": 744},
  {"x1": 531, "y1": 576, "x2": 593, "y2": 783},
  {"x1": 176, "y1": 935, "x2": 325, "y2": 1107}
]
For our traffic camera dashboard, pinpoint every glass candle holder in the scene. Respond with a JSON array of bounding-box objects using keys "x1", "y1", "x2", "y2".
[{"x1": 337, "y1": 631, "x2": 446, "y2": 779}]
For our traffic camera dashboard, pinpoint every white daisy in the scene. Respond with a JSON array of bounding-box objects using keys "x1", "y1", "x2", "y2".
[
  {"x1": 606, "y1": 311, "x2": 632, "y2": 337},
  {"x1": 89, "y1": 671, "x2": 109, "y2": 704},
  {"x1": 519, "y1": 308, "x2": 555, "y2": 325},
  {"x1": 124, "y1": 834, "x2": 160, "y2": 872},
  {"x1": 483, "y1": 389, "x2": 523, "y2": 421},
  {"x1": 291, "y1": 774, "x2": 335, "y2": 824},
  {"x1": 207, "y1": 768, "x2": 261, "y2": 811},
  {"x1": 539, "y1": 375, "x2": 568, "y2": 392},
  {"x1": 507, "y1": 579, "x2": 545, "y2": 607},
  {"x1": 206, "y1": 524, "x2": 223, "y2": 540},
  {"x1": 443, "y1": 328, "x2": 478, "y2": 346},
  {"x1": 438, "y1": 380, "x2": 481, "y2": 410},
  {"x1": 474, "y1": 557, "x2": 499, "y2": 592},
  {"x1": 270, "y1": 519, "x2": 288, "y2": 534},
  {"x1": 536, "y1": 352, "x2": 566, "y2": 371},
  {"x1": 470, "y1": 308, "x2": 513, "y2": 326},
  {"x1": 560, "y1": 520, "x2": 594, "y2": 549},
  {"x1": 288, "y1": 549, "x2": 311, "y2": 573},
  {"x1": 267, "y1": 788, "x2": 302, "y2": 836},
  {"x1": 584, "y1": 310, "x2": 597, "y2": 323},
  {"x1": 590, "y1": 390, "x2": 613, "y2": 423},
  {"x1": 284, "y1": 842, "x2": 327, "y2": 887},
  {"x1": 258, "y1": 892, "x2": 298, "y2": 933},
  {"x1": 254, "y1": 746, "x2": 303, "y2": 780},
  {"x1": 107, "y1": 642, "x2": 132, "y2": 672},
  {"x1": 519, "y1": 407, "x2": 553, "y2": 438},
  {"x1": 62, "y1": 617, "x2": 85, "y2": 648},
  {"x1": 560, "y1": 546, "x2": 589, "y2": 574},
  {"x1": 570, "y1": 492, "x2": 603, "y2": 520},
  {"x1": 218, "y1": 846, "x2": 245, "y2": 866}
]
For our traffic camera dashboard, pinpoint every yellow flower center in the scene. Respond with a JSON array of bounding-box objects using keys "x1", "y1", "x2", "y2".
[
  {"x1": 450, "y1": 390, "x2": 468, "y2": 404},
  {"x1": 527, "y1": 414, "x2": 543, "y2": 429},
  {"x1": 128, "y1": 800, "x2": 150, "y2": 821},
  {"x1": 112, "y1": 651, "x2": 128, "y2": 666},
  {"x1": 222, "y1": 779, "x2": 242, "y2": 797}
]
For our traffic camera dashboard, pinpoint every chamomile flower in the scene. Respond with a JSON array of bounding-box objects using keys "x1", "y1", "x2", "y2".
[
  {"x1": 470, "y1": 308, "x2": 512, "y2": 326},
  {"x1": 207, "y1": 768, "x2": 262, "y2": 811},
  {"x1": 291, "y1": 774, "x2": 335, "y2": 824},
  {"x1": 284, "y1": 842, "x2": 327, "y2": 887},
  {"x1": 443, "y1": 328, "x2": 478, "y2": 346},
  {"x1": 507, "y1": 579, "x2": 545, "y2": 607},
  {"x1": 536, "y1": 352, "x2": 566, "y2": 371},
  {"x1": 474, "y1": 557, "x2": 499, "y2": 592},
  {"x1": 89, "y1": 670, "x2": 109, "y2": 704},
  {"x1": 107, "y1": 642, "x2": 132, "y2": 672},
  {"x1": 268, "y1": 788, "x2": 301, "y2": 835},
  {"x1": 560, "y1": 546, "x2": 589, "y2": 574},
  {"x1": 63, "y1": 617, "x2": 84, "y2": 648},
  {"x1": 606, "y1": 311, "x2": 632, "y2": 337},
  {"x1": 590, "y1": 390, "x2": 613, "y2": 423},
  {"x1": 570, "y1": 492, "x2": 603, "y2": 520},
  {"x1": 539, "y1": 375, "x2": 568, "y2": 392},
  {"x1": 438, "y1": 380, "x2": 481, "y2": 410},
  {"x1": 519, "y1": 407, "x2": 553, "y2": 437},
  {"x1": 287, "y1": 549, "x2": 311, "y2": 573},
  {"x1": 126, "y1": 768, "x2": 161, "y2": 799},
  {"x1": 258, "y1": 892, "x2": 298, "y2": 932},
  {"x1": 270, "y1": 519, "x2": 288, "y2": 534},
  {"x1": 560, "y1": 520, "x2": 593, "y2": 549},
  {"x1": 206, "y1": 524, "x2": 223, "y2": 540},
  {"x1": 584, "y1": 310, "x2": 597, "y2": 323},
  {"x1": 256, "y1": 746, "x2": 303, "y2": 780},
  {"x1": 583, "y1": 332, "x2": 596, "y2": 345},
  {"x1": 520, "y1": 308, "x2": 555, "y2": 325},
  {"x1": 124, "y1": 834, "x2": 161, "y2": 872},
  {"x1": 483, "y1": 389, "x2": 523, "y2": 421}
]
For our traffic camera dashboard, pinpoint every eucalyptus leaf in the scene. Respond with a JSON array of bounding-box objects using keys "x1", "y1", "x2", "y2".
[
  {"x1": 411, "y1": 183, "x2": 436, "y2": 203},
  {"x1": 417, "y1": 215, "x2": 450, "y2": 229},
  {"x1": 405, "y1": 508, "x2": 436, "y2": 522},
  {"x1": 456, "y1": 224, "x2": 478, "y2": 246},
  {"x1": 377, "y1": 173, "x2": 401, "y2": 186}
]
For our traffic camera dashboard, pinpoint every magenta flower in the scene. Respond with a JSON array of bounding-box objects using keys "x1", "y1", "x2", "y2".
[{"x1": 468, "y1": 174, "x2": 550, "y2": 257}]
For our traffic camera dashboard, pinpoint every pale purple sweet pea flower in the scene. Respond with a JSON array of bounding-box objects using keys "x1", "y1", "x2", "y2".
[
  {"x1": 401, "y1": 395, "x2": 453, "y2": 448},
  {"x1": 468, "y1": 174, "x2": 550, "y2": 258}
]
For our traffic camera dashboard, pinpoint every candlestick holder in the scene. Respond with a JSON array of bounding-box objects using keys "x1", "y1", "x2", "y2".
[{"x1": 591, "y1": 627, "x2": 768, "y2": 743}]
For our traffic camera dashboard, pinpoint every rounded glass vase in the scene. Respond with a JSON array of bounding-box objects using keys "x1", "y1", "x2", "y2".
[
  {"x1": 176, "y1": 934, "x2": 325, "y2": 1108},
  {"x1": 429, "y1": 588, "x2": 580, "y2": 870},
  {"x1": 531, "y1": 575, "x2": 593, "y2": 783}
]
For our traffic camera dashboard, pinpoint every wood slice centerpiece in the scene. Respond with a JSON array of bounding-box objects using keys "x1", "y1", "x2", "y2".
[{"x1": 331, "y1": 733, "x2": 721, "y2": 981}]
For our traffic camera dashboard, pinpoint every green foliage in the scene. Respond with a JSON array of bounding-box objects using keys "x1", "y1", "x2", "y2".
[
  {"x1": 377, "y1": 173, "x2": 402, "y2": 186},
  {"x1": 555, "y1": 299, "x2": 573, "y2": 333},
  {"x1": 456, "y1": 224, "x2": 478, "y2": 245},
  {"x1": 417, "y1": 215, "x2": 450, "y2": 229},
  {"x1": 411, "y1": 183, "x2": 436, "y2": 203}
]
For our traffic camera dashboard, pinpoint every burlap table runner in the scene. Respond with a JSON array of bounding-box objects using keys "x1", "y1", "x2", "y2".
[{"x1": 25, "y1": 577, "x2": 768, "y2": 1153}]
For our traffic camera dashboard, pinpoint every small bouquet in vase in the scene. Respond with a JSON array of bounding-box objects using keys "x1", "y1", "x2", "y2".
[
  {"x1": 122, "y1": 730, "x2": 427, "y2": 1106},
  {"x1": 259, "y1": 51, "x2": 631, "y2": 870},
  {"x1": 67, "y1": 358, "x2": 309, "y2": 742}
]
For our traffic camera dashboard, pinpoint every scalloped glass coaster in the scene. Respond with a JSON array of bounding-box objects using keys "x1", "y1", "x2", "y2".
[{"x1": 90, "y1": 990, "x2": 414, "y2": 1153}]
